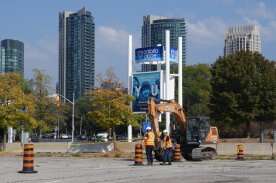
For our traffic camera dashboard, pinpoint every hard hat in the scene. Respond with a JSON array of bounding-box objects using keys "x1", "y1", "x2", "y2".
[
  {"x1": 163, "y1": 129, "x2": 168, "y2": 134},
  {"x1": 146, "y1": 127, "x2": 151, "y2": 131}
]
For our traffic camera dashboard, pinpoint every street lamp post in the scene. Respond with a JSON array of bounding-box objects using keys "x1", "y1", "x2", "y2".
[
  {"x1": 72, "y1": 93, "x2": 75, "y2": 143},
  {"x1": 58, "y1": 93, "x2": 75, "y2": 143}
]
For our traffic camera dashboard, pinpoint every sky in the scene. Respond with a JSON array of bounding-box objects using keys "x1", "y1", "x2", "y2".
[{"x1": 0, "y1": 0, "x2": 275, "y2": 90}]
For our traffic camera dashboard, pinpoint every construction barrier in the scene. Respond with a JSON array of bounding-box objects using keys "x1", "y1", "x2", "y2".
[
  {"x1": 236, "y1": 144, "x2": 245, "y2": 160},
  {"x1": 18, "y1": 144, "x2": 37, "y2": 173},
  {"x1": 173, "y1": 144, "x2": 182, "y2": 161},
  {"x1": 134, "y1": 143, "x2": 143, "y2": 165}
]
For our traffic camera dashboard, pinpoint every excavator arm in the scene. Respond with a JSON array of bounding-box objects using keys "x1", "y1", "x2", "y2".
[{"x1": 147, "y1": 98, "x2": 186, "y2": 140}]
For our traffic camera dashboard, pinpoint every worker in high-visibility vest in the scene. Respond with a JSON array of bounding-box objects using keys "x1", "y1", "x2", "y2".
[
  {"x1": 144, "y1": 126, "x2": 155, "y2": 165},
  {"x1": 160, "y1": 130, "x2": 173, "y2": 165}
]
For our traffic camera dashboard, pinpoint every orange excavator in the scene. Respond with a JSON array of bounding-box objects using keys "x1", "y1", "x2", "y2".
[{"x1": 148, "y1": 98, "x2": 219, "y2": 161}]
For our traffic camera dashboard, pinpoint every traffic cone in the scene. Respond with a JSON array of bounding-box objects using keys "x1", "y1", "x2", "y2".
[{"x1": 18, "y1": 144, "x2": 37, "y2": 173}]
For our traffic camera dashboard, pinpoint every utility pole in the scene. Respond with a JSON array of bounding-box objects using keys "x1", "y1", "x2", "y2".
[
  {"x1": 57, "y1": 93, "x2": 75, "y2": 143},
  {"x1": 80, "y1": 116, "x2": 83, "y2": 136},
  {"x1": 178, "y1": 37, "x2": 183, "y2": 107},
  {"x1": 165, "y1": 30, "x2": 171, "y2": 134},
  {"x1": 72, "y1": 92, "x2": 75, "y2": 143},
  {"x1": 128, "y1": 35, "x2": 133, "y2": 142}
]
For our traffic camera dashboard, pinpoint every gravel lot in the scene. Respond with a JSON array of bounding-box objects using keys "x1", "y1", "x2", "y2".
[{"x1": 1, "y1": 157, "x2": 276, "y2": 183}]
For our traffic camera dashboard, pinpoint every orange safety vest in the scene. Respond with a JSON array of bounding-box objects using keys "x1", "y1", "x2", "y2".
[
  {"x1": 162, "y1": 135, "x2": 172, "y2": 149},
  {"x1": 144, "y1": 131, "x2": 155, "y2": 146}
]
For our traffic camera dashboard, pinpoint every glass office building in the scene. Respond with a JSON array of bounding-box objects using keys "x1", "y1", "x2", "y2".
[
  {"x1": 58, "y1": 8, "x2": 95, "y2": 101},
  {"x1": 142, "y1": 15, "x2": 167, "y2": 48},
  {"x1": 0, "y1": 39, "x2": 24, "y2": 75},
  {"x1": 141, "y1": 15, "x2": 186, "y2": 71}
]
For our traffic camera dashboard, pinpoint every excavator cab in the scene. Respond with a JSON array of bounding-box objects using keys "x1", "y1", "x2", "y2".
[
  {"x1": 180, "y1": 117, "x2": 218, "y2": 160},
  {"x1": 186, "y1": 116, "x2": 217, "y2": 144}
]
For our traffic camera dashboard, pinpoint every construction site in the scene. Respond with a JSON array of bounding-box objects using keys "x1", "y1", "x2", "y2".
[
  {"x1": 0, "y1": 94, "x2": 275, "y2": 183},
  {"x1": 0, "y1": 4, "x2": 275, "y2": 182}
]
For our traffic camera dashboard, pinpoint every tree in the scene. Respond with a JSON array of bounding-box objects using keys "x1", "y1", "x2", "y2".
[
  {"x1": 171, "y1": 64, "x2": 211, "y2": 116},
  {"x1": 30, "y1": 69, "x2": 58, "y2": 136},
  {"x1": 209, "y1": 51, "x2": 276, "y2": 138},
  {"x1": 56, "y1": 101, "x2": 72, "y2": 136},
  {"x1": 0, "y1": 73, "x2": 37, "y2": 146},
  {"x1": 75, "y1": 95, "x2": 95, "y2": 136},
  {"x1": 87, "y1": 88, "x2": 140, "y2": 140},
  {"x1": 182, "y1": 64, "x2": 211, "y2": 116},
  {"x1": 96, "y1": 67, "x2": 123, "y2": 89},
  {"x1": 88, "y1": 68, "x2": 140, "y2": 140},
  {"x1": 254, "y1": 58, "x2": 276, "y2": 141}
]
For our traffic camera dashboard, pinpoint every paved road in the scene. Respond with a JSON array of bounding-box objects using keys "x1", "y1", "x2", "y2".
[{"x1": 1, "y1": 157, "x2": 276, "y2": 183}]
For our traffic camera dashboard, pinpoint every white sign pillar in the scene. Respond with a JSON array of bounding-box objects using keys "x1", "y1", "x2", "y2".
[
  {"x1": 128, "y1": 35, "x2": 133, "y2": 142},
  {"x1": 178, "y1": 37, "x2": 183, "y2": 106},
  {"x1": 165, "y1": 30, "x2": 171, "y2": 134},
  {"x1": 8, "y1": 127, "x2": 13, "y2": 143}
]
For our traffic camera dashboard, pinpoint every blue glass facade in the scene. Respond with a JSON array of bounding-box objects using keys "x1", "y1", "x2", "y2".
[
  {"x1": 59, "y1": 8, "x2": 95, "y2": 101},
  {"x1": 141, "y1": 16, "x2": 186, "y2": 71},
  {"x1": 0, "y1": 39, "x2": 24, "y2": 75},
  {"x1": 151, "y1": 18, "x2": 186, "y2": 62}
]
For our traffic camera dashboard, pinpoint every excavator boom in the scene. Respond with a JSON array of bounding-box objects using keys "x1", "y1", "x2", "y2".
[{"x1": 148, "y1": 98, "x2": 186, "y2": 139}]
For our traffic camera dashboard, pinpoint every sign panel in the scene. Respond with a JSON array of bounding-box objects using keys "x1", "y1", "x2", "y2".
[
  {"x1": 135, "y1": 46, "x2": 177, "y2": 63},
  {"x1": 132, "y1": 71, "x2": 162, "y2": 112},
  {"x1": 142, "y1": 121, "x2": 151, "y2": 134},
  {"x1": 170, "y1": 48, "x2": 177, "y2": 62},
  {"x1": 135, "y1": 47, "x2": 163, "y2": 63}
]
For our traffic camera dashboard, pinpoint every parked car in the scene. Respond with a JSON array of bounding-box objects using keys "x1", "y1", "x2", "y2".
[
  {"x1": 96, "y1": 132, "x2": 109, "y2": 142},
  {"x1": 116, "y1": 135, "x2": 127, "y2": 141},
  {"x1": 30, "y1": 135, "x2": 40, "y2": 142},
  {"x1": 60, "y1": 134, "x2": 69, "y2": 139},
  {"x1": 89, "y1": 135, "x2": 97, "y2": 142},
  {"x1": 77, "y1": 135, "x2": 88, "y2": 140},
  {"x1": 42, "y1": 133, "x2": 55, "y2": 139}
]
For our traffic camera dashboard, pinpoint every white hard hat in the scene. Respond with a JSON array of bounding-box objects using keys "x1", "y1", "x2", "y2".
[
  {"x1": 163, "y1": 129, "x2": 168, "y2": 134},
  {"x1": 146, "y1": 127, "x2": 151, "y2": 131}
]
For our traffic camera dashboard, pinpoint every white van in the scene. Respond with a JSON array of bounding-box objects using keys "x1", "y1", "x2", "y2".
[{"x1": 96, "y1": 132, "x2": 108, "y2": 142}]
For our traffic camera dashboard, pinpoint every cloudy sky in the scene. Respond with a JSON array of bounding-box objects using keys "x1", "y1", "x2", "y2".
[{"x1": 0, "y1": 0, "x2": 275, "y2": 89}]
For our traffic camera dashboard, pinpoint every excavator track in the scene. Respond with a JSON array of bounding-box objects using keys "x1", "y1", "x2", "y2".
[
  {"x1": 181, "y1": 144, "x2": 217, "y2": 161},
  {"x1": 191, "y1": 147, "x2": 217, "y2": 161}
]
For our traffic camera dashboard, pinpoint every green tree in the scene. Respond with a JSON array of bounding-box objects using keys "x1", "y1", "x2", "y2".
[
  {"x1": 171, "y1": 64, "x2": 211, "y2": 116},
  {"x1": 88, "y1": 88, "x2": 140, "y2": 140},
  {"x1": 0, "y1": 73, "x2": 37, "y2": 147},
  {"x1": 254, "y1": 57, "x2": 276, "y2": 141},
  {"x1": 182, "y1": 64, "x2": 211, "y2": 116},
  {"x1": 56, "y1": 101, "x2": 72, "y2": 136},
  {"x1": 209, "y1": 51, "x2": 276, "y2": 138},
  {"x1": 30, "y1": 69, "x2": 58, "y2": 136},
  {"x1": 75, "y1": 95, "x2": 95, "y2": 136},
  {"x1": 88, "y1": 68, "x2": 140, "y2": 140}
]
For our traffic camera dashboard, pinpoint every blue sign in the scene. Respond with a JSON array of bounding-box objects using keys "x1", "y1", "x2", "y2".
[
  {"x1": 132, "y1": 71, "x2": 161, "y2": 112},
  {"x1": 142, "y1": 121, "x2": 151, "y2": 134},
  {"x1": 135, "y1": 47, "x2": 163, "y2": 63},
  {"x1": 170, "y1": 48, "x2": 177, "y2": 62},
  {"x1": 135, "y1": 46, "x2": 177, "y2": 63}
]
